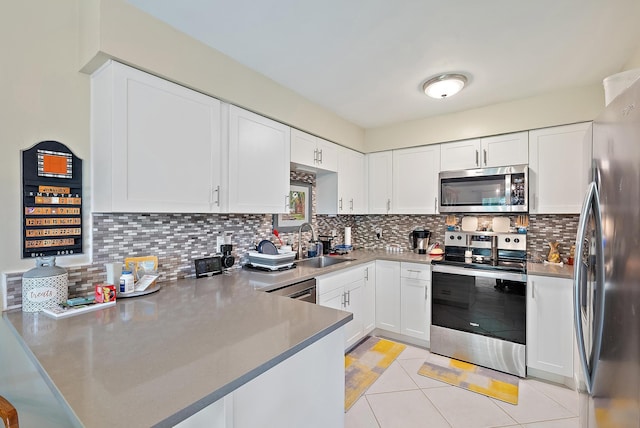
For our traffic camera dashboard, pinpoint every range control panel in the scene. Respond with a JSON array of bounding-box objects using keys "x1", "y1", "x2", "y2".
[{"x1": 444, "y1": 231, "x2": 526, "y2": 251}]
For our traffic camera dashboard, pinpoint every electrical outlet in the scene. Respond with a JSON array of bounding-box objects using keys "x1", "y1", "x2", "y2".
[{"x1": 375, "y1": 227, "x2": 383, "y2": 239}]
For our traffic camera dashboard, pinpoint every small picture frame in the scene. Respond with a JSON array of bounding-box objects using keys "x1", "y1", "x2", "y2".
[{"x1": 272, "y1": 181, "x2": 312, "y2": 232}]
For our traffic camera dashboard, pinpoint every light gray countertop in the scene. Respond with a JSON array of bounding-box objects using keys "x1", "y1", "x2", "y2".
[
  {"x1": 0, "y1": 317, "x2": 81, "y2": 427},
  {"x1": 238, "y1": 249, "x2": 439, "y2": 291},
  {"x1": 4, "y1": 272, "x2": 352, "y2": 427},
  {"x1": 527, "y1": 262, "x2": 575, "y2": 279},
  {"x1": 2, "y1": 249, "x2": 568, "y2": 427}
]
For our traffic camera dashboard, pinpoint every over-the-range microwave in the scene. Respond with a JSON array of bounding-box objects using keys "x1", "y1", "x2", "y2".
[{"x1": 438, "y1": 164, "x2": 528, "y2": 213}]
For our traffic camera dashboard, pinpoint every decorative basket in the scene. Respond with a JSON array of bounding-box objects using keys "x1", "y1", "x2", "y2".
[{"x1": 22, "y1": 257, "x2": 68, "y2": 312}]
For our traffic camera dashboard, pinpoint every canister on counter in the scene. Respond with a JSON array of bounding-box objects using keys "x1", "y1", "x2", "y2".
[
  {"x1": 21, "y1": 257, "x2": 68, "y2": 312},
  {"x1": 119, "y1": 270, "x2": 135, "y2": 294}
]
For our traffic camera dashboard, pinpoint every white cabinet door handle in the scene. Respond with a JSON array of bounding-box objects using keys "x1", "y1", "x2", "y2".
[
  {"x1": 475, "y1": 150, "x2": 479, "y2": 166},
  {"x1": 318, "y1": 149, "x2": 323, "y2": 163},
  {"x1": 313, "y1": 149, "x2": 318, "y2": 164},
  {"x1": 364, "y1": 267, "x2": 369, "y2": 281},
  {"x1": 434, "y1": 197, "x2": 438, "y2": 212},
  {"x1": 483, "y1": 149, "x2": 487, "y2": 166},
  {"x1": 387, "y1": 199, "x2": 391, "y2": 213},
  {"x1": 213, "y1": 185, "x2": 220, "y2": 206},
  {"x1": 531, "y1": 281, "x2": 535, "y2": 299},
  {"x1": 285, "y1": 195, "x2": 290, "y2": 211},
  {"x1": 350, "y1": 198, "x2": 354, "y2": 211},
  {"x1": 339, "y1": 198, "x2": 343, "y2": 210}
]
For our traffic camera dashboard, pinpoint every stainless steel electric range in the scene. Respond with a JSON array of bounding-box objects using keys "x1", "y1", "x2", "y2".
[{"x1": 430, "y1": 231, "x2": 527, "y2": 377}]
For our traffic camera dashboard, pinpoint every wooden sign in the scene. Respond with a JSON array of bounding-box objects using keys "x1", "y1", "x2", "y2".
[{"x1": 22, "y1": 141, "x2": 83, "y2": 258}]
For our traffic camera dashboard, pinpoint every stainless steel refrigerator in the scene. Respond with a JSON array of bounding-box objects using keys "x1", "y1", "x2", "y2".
[{"x1": 574, "y1": 77, "x2": 640, "y2": 428}]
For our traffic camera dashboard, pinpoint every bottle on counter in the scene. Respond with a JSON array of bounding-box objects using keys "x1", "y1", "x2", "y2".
[{"x1": 119, "y1": 270, "x2": 135, "y2": 294}]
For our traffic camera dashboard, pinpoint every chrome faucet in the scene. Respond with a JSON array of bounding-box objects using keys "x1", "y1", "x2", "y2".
[{"x1": 297, "y1": 222, "x2": 317, "y2": 260}]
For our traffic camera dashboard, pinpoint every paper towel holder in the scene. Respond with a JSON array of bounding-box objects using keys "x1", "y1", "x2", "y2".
[{"x1": 344, "y1": 226, "x2": 352, "y2": 246}]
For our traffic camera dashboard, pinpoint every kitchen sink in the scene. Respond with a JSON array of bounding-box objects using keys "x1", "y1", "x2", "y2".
[{"x1": 297, "y1": 256, "x2": 355, "y2": 268}]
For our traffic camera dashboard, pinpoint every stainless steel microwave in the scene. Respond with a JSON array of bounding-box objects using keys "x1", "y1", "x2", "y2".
[{"x1": 439, "y1": 164, "x2": 528, "y2": 213}]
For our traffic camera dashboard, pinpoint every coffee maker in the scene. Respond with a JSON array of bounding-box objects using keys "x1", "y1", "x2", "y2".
[
  {"x1": 409, "y1": 228, "x2": 431, "y2": 254},
  {"x1": 220, "y1": 244, "x2": 235, "y2": 268}
]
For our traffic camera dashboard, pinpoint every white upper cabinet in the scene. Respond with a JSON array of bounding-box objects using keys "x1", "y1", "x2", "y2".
[
  {"x1": 228, "y1": 105, "x2": 291, "y2": 214},
  {"x1": 481, "y1": 132, "x2": 528, "y2": 167},
  {"x1": 392, "y1": 145, "x2": 441, "y2": 214},
  {"x1": 316, "y1": 138, "x2": 339, "y2": 172},
  {"x1": 91, "y1": 61, "x2": 222, "y2": 213},
  {"x1": 334, "y1": 147, "x2": 365, "y2": 214},
  {"x1": 290, "y1": 129, "x2": 338, "y2": 172},
  {"x1": 316, "y1": 146, "x2": 365, "y2": 215},
  {"x1": 367, "y1": 151, "x2": 393, "y2": 214},
  {"x1": 529, "y1": 122, "x2": 592, "y2": 214},
  {"x1": 440, "y1": 132, "x2": 528, "y2": 171},
  {"x1": 440, "y1": 138, "x2": 481, "y2": 171}
]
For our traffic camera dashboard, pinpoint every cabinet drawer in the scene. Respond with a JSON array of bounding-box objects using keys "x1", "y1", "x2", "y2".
[
  {"x1": 400, "y1": 262, "x2": 431, "y2": 280},
  {"x1": 316, "y1": 265, "x2": 364, "y2": 294},
  {"x1": 318, "y1": 286, "x2": 344, "y2": 307}
]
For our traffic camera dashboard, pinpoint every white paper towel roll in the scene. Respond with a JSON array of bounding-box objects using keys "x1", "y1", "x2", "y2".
[{"x1": 344, "y1": 227, "x2": 352, "y2": 246}]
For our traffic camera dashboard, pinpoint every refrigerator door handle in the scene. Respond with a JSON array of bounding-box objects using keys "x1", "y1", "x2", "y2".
[{"x1": 574, "y1": 181, "x2": 605, "y2": 394}]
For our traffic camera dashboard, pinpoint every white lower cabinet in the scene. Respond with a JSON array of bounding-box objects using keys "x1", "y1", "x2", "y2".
[
  {"x1": 343, "y1": 280, "x2": 364, "y2": 347},
  {"x1": 318, "y1": 264, "x2": 372, "y2": 350},
  {"x1": 400, "y1": 263, "x2": 431, "y2": 341},
  {"x1": 526, "y1": 275, "x2": 574, "y2": 377},
  {"x1": 362, "y1": 263, "x2": 376, "y2": 333},
  {"x1": 176, "y1": 328, "x2": 345, "y2": 428},
  {"x1": 375, "y1": 261, "x2": 431, "y2": 342},
  {"x1": 375, "y1": 260, "x2": 401, "y2": 333}
]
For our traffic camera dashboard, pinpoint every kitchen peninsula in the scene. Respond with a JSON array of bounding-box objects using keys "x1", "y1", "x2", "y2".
[
  {"x1": 3, "y1": 249, "x2": 573, "y2": 427},
  {"x1": 4, "y1": 269, "x2": 353, "y2": 428}
]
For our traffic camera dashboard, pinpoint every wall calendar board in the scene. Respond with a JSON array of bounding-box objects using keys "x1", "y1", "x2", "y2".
[{"x1": 22, "y1": 141, "x2": 83, "y2": 258}]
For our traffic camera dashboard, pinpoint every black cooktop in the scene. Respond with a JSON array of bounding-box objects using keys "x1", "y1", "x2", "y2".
[{"x1": 432, "y1": 254, "x2": 527, "y2": 273}]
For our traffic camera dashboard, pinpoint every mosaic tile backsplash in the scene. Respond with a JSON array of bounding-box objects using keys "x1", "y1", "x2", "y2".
[{"x1": 3, "y1": 167, "x2": 579, "y2": 309}]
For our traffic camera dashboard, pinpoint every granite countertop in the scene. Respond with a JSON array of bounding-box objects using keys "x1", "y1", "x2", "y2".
[{"x1": 4, "y1": 273, "x2": 352, "y2": 427}]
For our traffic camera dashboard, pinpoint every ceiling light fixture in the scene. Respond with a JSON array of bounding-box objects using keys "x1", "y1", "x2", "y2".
[{"x1": 423, "y1": 73, "x2": 468, "y2": 99}]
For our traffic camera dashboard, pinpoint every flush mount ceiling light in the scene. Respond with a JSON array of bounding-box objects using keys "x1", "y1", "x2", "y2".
[{"x1": 423, "y1": 73, "x2": 468, "y2": 99}]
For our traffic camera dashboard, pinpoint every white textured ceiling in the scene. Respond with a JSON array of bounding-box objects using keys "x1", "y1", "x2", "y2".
[{"x1": 127, "y1": 0, "x2": 640, "y2": 128}]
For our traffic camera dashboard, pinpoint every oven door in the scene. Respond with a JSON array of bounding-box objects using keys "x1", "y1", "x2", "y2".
[{"x1": 431, "y1": 265, "x2": 526, "y2": 344}]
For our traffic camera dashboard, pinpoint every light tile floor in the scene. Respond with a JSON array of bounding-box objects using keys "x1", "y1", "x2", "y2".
[{"x1": 346, "y1": 341, "x2": 579, "y2": 428}]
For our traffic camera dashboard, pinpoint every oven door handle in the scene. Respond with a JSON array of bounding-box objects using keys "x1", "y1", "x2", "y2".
[
  {"x1": 432, "y1": 264, "x2": 527, "y2": 282},
  {"x1": 289, "y1": 287, "x2": 315, "y2": 300}
]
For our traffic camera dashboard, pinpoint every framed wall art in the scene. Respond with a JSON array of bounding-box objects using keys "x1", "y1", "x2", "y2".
[{"x1": 272, "y1": 181, "x2": 312, "y2": 232}]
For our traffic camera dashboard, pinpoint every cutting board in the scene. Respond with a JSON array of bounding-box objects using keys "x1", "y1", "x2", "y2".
[
  {"x1": 492, "y1": 217, "x2": 510, "y2": 233},
  {"x1": 461, "y1": 216, "x2": 478, "y2": 232}
]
